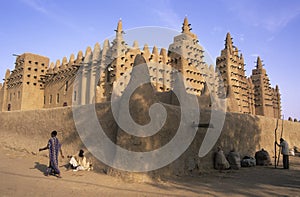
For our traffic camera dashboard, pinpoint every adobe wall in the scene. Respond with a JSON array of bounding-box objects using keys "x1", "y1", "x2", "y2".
[
  {"x1": 0, "y1": 106, "x2": 79, "y2": 155},
  {"x1": 0, "y1": 104, "x2": 299, "y2": 180},
  {"x1": 0, "y1": 103, "x2": 115, "y2": 172},
  {"x1": 0, "y1": 84, "x2": 4, "y2": 111},
  {"x1": 43, "y1": 75, "x2": 76, "y2": 108},
  {"x1": 257, "y1": 115, "x2": 300, "y2": 157}
]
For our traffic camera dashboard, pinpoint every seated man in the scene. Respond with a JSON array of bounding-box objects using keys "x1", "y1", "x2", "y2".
[
  {"x1": 69, "y1": 149, "x2": 93, "y2": 171},
  {"x1": 227, "y1": 148, "x2": 241, "y2": 170},
  {"x1": 214, "y1": 146, "x2": 230, "y2": 171}
]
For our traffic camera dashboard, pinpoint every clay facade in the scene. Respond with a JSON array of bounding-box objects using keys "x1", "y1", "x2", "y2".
[
  {"x1": 1, "y1": 53, "x2": 49, "y2": 111},
  {"x1": 216, "y1": 33, "x2": 255, "y2": 114},
  {"x1": 251, "y1": 57, "x2": 281, "y2": 118},
  {"x1": 216, "y1": 33, "x2": 280, "y2": 118},
  {"x1": 42, "y1": 51, "x2": 83, "y2": 108},
  {"x1": 168, "y1": 17, "x2": 206, "y2": 96},
  {"x1": 0, "y1": 18, "x2": 281, "y2": 118}
]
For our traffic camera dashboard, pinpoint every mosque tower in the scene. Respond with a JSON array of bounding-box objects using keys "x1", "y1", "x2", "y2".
[
  {"x1": 168, "y1": 17, "x2": 207, "y2": 96},
  {"x1": 216, "y1": 33, "x2": 255, "y2": 114}
]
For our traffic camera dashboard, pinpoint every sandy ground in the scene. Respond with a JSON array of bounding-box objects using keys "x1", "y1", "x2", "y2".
[{"x1": 0, "y1": 145, "x2": 299, "y2": 197}]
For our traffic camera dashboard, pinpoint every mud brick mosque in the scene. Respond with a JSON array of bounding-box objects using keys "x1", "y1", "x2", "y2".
[{"x1": 0, "y1": 17, "x2": 281, "y2": 118}]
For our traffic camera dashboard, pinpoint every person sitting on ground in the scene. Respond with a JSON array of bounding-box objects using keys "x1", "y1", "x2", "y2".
[
  {"x1": 255, "y1": 148, "x2": 271, "y2": 166},
  {"x1": 227, "y1": 148, "x2": 241, "y2": 170},
  {"x1": 214, "y1": 146, "x2": 230, "y2": 171},
  {"x1": 69, "y1": 149, "x2": 93, "y2": 171}
]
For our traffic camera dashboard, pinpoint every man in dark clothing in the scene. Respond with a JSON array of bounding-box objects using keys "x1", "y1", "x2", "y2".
[{"x1": 39, "y1": 130, "x2": 64, "y2": 177}]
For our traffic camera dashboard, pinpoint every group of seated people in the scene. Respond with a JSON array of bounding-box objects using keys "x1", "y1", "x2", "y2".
[{"x1": 214, "y1": 146, "x2": 272, "y2": 171}]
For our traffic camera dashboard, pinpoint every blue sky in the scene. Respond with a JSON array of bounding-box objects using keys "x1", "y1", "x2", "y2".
[{"x1": 0, "y1": 0, "x2": 299, "y2": 119}]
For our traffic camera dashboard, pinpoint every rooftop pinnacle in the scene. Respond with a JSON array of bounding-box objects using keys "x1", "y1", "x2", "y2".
[
  {"x1": 113, "y1": 19, "x2": 125, "y2": 43},
  {"x1": 114, "y1": 19, "x2": 124, "y2": 40},
  {"x1": 181, "y1": 16, "x2": 197, "y2": 39},
  {"x1": 182, "y1": 16, "x2": 191, "y2": 33},
  {"x1": 225, "y1": 32, "x2": 233, "y2": 50},
  {"x1": 116, "y1": 19, "x2": 123, "y2": 34},
  {"x1": 256, "y1": 56, "x2": 263, "y2": 69}
]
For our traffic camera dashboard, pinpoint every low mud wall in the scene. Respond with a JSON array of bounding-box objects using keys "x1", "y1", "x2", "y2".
[{"x1": 0, "y1": 103, "x2": 299, "y2": 181}]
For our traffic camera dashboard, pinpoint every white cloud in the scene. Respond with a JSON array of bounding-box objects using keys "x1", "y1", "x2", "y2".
[
  {"x1": 21, "y1": 0, "x2": 48, "y2": 15},
  {"x1": 225, "y1": 1, "x2": 300, "y2": 33},
  {"x1": 250, "y1": 54, "x2": 259, "y2": 57},
  {"x1": 236, "y1": 33, "x2": 245, "y2": 42},
  {"x1": 20, "y1": 0, "x2": 81, "y2": 32},
  {"x1": 151, "y1": 0, "x2": 182, "y2": 30},
  {"x1": 267, "y1": 36, "x2": 275, "y2": 42},
  {"x1": 154, "y1": 9, "x2": 182, "y2": 30},
  {"x1": 211, "y1": 26, "x2": 223, "y2": 34},
  {"x1": 88, "y1": 26, "x2": 95, "y2": 32},
  {"x1": 262, "y1": 9, "x2": 300, "y2": 32}
]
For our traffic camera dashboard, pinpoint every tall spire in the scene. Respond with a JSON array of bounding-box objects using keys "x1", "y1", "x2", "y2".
[
  {"x1": 111, "y1": 19, "x2": 127, "y2": 57},
  {"x1": 180, "y1": 16, "x2": 197, "y2": 39},
  {"x1": 256, "y1": 56, "x2": 263, "y2": 69},
  {"x1": 182, "y1": 16, "x2": 191, "y2": 33},
  {"x1": 115, "y1": 19, "x2": 124, "y2": 39},
  {"x1": 225, "y1": 32, "x2": 233, "y2": 50},
  {"x1": 116, "y1": 19, "x2": 123, "y2": 34}
]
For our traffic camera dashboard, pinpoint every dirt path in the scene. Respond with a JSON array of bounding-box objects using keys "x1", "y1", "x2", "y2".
[{"x1": 0, "y1": 146, "x2": 299, "y2": 197}]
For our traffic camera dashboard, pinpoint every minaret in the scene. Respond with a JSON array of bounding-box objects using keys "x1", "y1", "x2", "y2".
[
  {"x1": 251, "y1": 56, "x2": 274, "y2": 117},
  {"x1": 216, "y1": 32, "x2": 249, "y2": 114},
  {"x1": 256, "y1": 56, "x2": 263, "y2": 69},
  {"x1": 110, "y1": 19, "x2": 127, "y2": 58},
  {"x1": 168, "y1": 17, "x2": 206, "y2": 96},
  {"x1": 273, "y1": 85, "x2": 281, "y2": 119},
  {"x1": 115, "y1": 19, "x2": 124, "y2": 40},
  {"x1": 104, "y1": 20, "x2": 128, "y2": 100},
  {"x1": 225, "y1": 32, "x2": 233, "y2": 52},
  {"x1": 181, "y1": 16, "x2": 197, "y2": 39},
  {"x1": 182, "y1": 17, "x2": 191, "y2": 33}
]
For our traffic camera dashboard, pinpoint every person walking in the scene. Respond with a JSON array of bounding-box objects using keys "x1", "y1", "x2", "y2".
[{"x1": 39, "y1": 130, "x2": 64, "y2": 177}]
